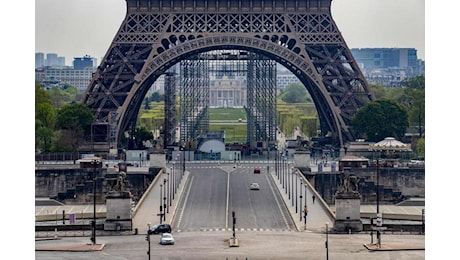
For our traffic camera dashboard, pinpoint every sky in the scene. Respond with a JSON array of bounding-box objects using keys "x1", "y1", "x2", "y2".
[{"x1": 35, "y1": 0, "x2": 425, "y2": 65}]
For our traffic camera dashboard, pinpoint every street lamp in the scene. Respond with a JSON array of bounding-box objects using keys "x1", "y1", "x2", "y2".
[
  {"x1": 421, "y1": 209, "x2": 425, "y2": 234},
  {"x1": 299, "y1": 181, "x2": 303, "y2": 221},
  {"x1": 146, "y1": 223, "x2": 151, "y2": 260},
  {"x1": 325, "y1": 222, "x2": 329, "y2": 260},
  {"x1": 376, "y1": 158, "x2": 382, "y2": 247},
  {"x1": 90, "y1": 159, "x2": 98, "y2": 245},
  {"x1": 304, "y1": 184, "x2": 307, "y2": 230},
  {"x1": 159, "y1": 184, "x2": 163, "y2": 224},
  {"x1": 168, "y1": 172, "x2": 172, "y2": 208},
  {"x1": 294, "y1": 169, "x2": 298, "y2": 212},
  {"x1": 163, "y1": 178, "x2": 167, "y2": 219}
]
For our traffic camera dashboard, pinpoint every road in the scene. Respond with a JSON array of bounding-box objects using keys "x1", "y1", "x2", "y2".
[{"x1": 173, "y1": 166, "x2": 296, "y2": 232}]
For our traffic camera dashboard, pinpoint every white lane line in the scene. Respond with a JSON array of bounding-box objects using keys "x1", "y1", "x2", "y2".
[
  {"x1": 176, "y1": 176, "x2": 194, "y2": 229},
  {"x1": 265, "y1": 171, "x2": 291, "y2": 230},
  {"x1": 226, "y1": 170, "x2": 230, "y2": 229}
]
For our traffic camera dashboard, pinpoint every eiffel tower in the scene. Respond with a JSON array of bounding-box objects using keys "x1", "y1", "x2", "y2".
[{"x1": 83, "y1": 0, "x2": 374, "y2": 151}]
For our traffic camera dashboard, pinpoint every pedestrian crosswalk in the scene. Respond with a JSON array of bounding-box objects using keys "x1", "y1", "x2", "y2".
[{"x1": 174, "y1": 227, "x2": 298, "y2": 233}]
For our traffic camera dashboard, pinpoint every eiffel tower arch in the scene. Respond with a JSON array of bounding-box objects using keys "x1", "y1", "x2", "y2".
[{"x1": 83, "y1": 0, "x2": 375, "y2": 151}]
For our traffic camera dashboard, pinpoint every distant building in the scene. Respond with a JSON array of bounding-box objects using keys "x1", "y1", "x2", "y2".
[
  {"x1": 276, "y1": 69, "x2": 301, "y2": 91},
  {"x1": 36, "y1": 52, "x2": 66, "y2": 68},
  {"x1": 73, "y1": 55, "x2": 95, "y2": 70},
  {"x1": 209, "y1": 75, "x2": 247, "y2": 108},
  {"x1": 35, "y1": 67, "x2": 95, "y2": 91},
  {"x1": 350, "y1": 48, "x2": 424, "y2": 87},
  {"x1": 35, "y1": 53, "x2": 45, "y2": 68}
]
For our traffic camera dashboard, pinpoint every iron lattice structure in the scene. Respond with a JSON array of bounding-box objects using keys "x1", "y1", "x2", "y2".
[
  {"x1": 181, "y1": 50, "x2": 277, "y2": 148},
  {"x1": 163, "y1": 71, "x2": 177, "y2": 148},
  {"x1": 246, "y1": 53, "x2": 277, "y2": 147},
  {"x1": 179, "y1": 58, "x2": 210, "y2": 147},
  {"x1": 83, "y1": 0, "x2": 374, "y2": 151}
]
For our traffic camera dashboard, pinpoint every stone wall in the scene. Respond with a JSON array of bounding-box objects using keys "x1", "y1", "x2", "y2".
[
  {"x1": 35, "y1": 167, "x2": 161, "y2": 204},
  {"x1": 310, "y1": 167, "x2": 425, "y2": 205}
]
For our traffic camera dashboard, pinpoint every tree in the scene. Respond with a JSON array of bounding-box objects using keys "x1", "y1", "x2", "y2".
[
  {"x1": 35, "y1": 82, "x2": 56, "y2": 152},
  {"x1": 352, "y1": 99, "x2": 408, "y2": 142},
  {"x1": 55, "y1": 102, "x2": 95, "y2": 151},
  {"x1": 280, "y1": 83, "x2": 312, "y2": 103},
  {"x1": 400, "y1": 76, "x2": 425, "y2": 137},
  {"x1": 129, "y1": 126, "x2": 154, "y2": 149}
]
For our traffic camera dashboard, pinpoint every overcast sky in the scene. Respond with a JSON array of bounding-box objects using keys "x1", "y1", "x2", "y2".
[{"x1": 35, "y1": 0, "x2": 425, "y2": 66}]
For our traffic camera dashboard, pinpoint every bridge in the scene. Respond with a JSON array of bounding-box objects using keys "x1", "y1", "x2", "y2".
[{"x1": 131, "y1": 161, "x2": 335, "y2": 233}]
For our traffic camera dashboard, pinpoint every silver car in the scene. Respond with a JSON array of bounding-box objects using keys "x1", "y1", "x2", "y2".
[
  {"x1": 249, "y1": 183, "x2": 260, "y2": 190},
  {"x1": 159, "y1": 233, "x2": 175, "y2": 245}
]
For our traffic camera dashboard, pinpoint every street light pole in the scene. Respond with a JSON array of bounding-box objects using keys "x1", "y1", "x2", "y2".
[
  {"x1": 146, "y1": 223, "x2": 151, "y2": 260},
  {"x1": 159, "y1": 184, "x2": 163, "y2": 224},
  {"x1": 376, "y1": 158, "x2": 381, "y2": 247},
  {"x1": 299, "y1": 181, "x2": 303, "y2": 221},
  {"x1": 295, "y1": 170, "x2": 298, "y2": 212},
  {"x1": 91, "y1": 159, "x2": 98, "y2": 245},
  {"x1": 325, "y1": 222, "x2": 329, "y2": 260},
  {"x1": 163, "y1": 178, "x2": 167, "y2": 220},
  {"x1": 304, "y1": 184, "x2": 307, "y2": 230}
]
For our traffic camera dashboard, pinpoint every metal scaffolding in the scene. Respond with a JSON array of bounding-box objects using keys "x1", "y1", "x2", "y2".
[
  {"x1": 246, "y1": 53, "x2": 277, "y2": 149},
  {"x1": 178, "y1": 50, "x2": 277, "y2": 149},
  {"x1": 179, "y1": 58, "x2": 210, "y2": 147},
  {"x1": 163, "y1": 71, "x2": 177, "y2": 148}
]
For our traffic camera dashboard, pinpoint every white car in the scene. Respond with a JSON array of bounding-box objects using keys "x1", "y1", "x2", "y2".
[
  {"x1": 159, "y1": 233, "x2": 175, "y2": 245},
  {"x1": 249, "y1": 183, "x2": 260, "y2": 190}
]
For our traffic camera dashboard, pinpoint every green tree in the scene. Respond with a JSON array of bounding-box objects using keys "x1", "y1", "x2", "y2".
[
  {"x1": 55, "y1": 102, "x2": 95, "y2": 151},
  {"x1": 280, "y1": 83, "x2": 312, "y2": 103},
  {"x1": 400, "y1": 76, "x2": 425, "y2": 137},
  {"x1": 352, "y1": 99, "x2": 408, "y2": 142},
  {"x1": 48, "y1": 85, "x2": 78, "y2": 108},
  {"x1": 35, "y1": 82, "x2": 56, "y2": 152},
  {"x1": 416, "y1": 137, "x2": 425, "y2": 158}
]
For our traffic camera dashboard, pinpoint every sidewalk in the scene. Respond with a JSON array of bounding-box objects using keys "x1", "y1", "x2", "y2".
[{"x1": 269, "y1": 169, "x2": 335, "y2": 232}]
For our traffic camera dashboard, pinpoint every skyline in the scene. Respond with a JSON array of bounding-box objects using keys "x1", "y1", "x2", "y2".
[{"x1": 35, "y1": 0, "x2": 425, "y2": 66}]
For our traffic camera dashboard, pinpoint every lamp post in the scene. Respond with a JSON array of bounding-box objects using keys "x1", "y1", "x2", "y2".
[
  {"x1": 304, "y1": 184, "x2": 307, "y2": 230},
  {"x1": 163, "y1": 178, "x2": 167, "y2": 219},
  {"x1": 294, "y1": 169, "x2": 298, "y2": 212},
  {"x1": 170, "y1": 167, "x2": 175, "y2": 200},
  {"x1": 168, "y1": 172, "x2": 171, "y2": 208},
  {"x1": 299, "y1": 181, "x2": 303, "y2": 221},
  {"x1": 325, "y1": 222, "x2": 329, "y2": 260},
  {"x1": 422, "y1": 209, "x2": 425, "y2": 234},
  {"x1": 146, "y1": 223, "x2": 151, "y2": 260},
  {"x1": 287, "y1": 163, "x2": 291, "y2": 200},
  {"x1": 90, "y1": 159, "x2": 98, "y2": 245},
  {"x1": 181, "y1": 147, "x2": 185, "y2": 177},
  {"x1": 376, "y1": 158, "x2": 381, "y2": 247},
  {"x1": 159, "y1": 184, "x2": 163, "y2": 224}
]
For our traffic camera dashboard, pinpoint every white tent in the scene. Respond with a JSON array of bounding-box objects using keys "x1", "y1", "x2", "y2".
[{"x1": 369, "y1": 137, "x2": 412, "y2": 152}]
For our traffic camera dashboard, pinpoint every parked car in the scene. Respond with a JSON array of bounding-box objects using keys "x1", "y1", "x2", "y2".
[
  {"x1": 249, "y1": 183, "x2": 260, "y2": 190},
  {"x1": 159, "y1": 233, "x2": 175, "y2": 245},
  {"x1": 148, "y1": 224, "x2": 172, "y2": 235},
  {"x1": 253, "y1": 168, "x2": 261, "y2": 174}
]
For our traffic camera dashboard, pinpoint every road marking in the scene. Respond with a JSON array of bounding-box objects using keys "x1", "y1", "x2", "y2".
[
  {"x1": 176, "y1": 176, "x2": 194, "y2": 229},
  {"x1": 226, "y1": 170, "x2": 230, "y2": 229},
  {"x1": 265, "y1": 171, "x2": 291, "y2": 230}
]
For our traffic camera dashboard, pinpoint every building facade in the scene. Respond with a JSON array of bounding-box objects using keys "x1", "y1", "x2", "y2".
[
  {"x1": 209, "y1": 75, "x2": 247, "y2": 108},
  {"x1": 350, "y1": 48, "x2": 425, "y2": 86}
]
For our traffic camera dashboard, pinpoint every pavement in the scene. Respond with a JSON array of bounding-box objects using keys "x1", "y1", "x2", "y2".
[
  {"x1": 363, "y1": 242, "x2": 425, "y2": 251},
  {"x1": 35, "y1": 237, "x2": 105, "y2": 252},
  {"x1": 36, "y1": 238, "x2": 424, "y2": 252}
]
